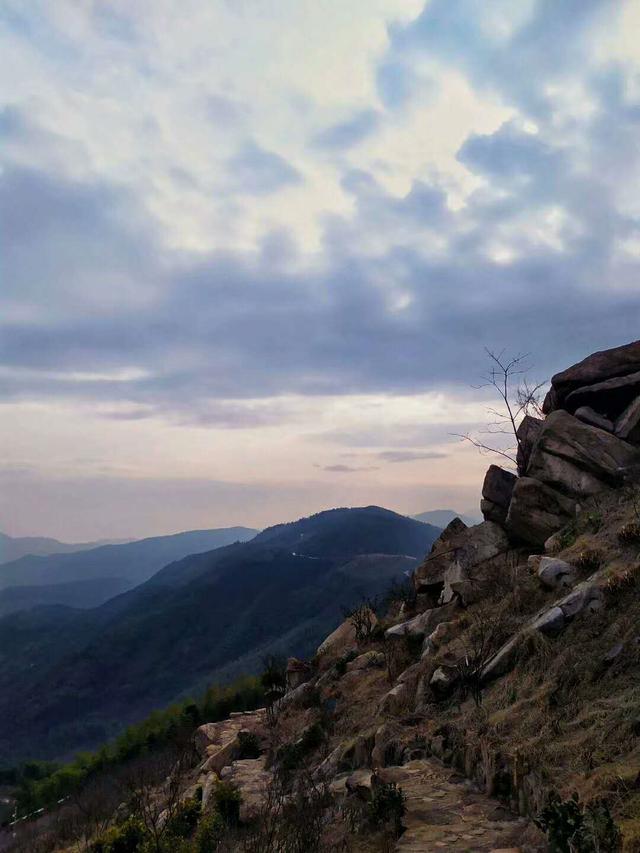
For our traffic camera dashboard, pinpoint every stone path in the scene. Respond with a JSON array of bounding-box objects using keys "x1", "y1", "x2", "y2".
[{"x1": 377, "y1": 760, "x2": 540, "y2": 853}]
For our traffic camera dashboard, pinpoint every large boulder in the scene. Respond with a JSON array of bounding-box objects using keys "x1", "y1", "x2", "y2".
[
  {"x1": 543, "y1": 340, "x2": 640, "y2": 413},
  {"x1": 481, "y1": 465, "x2": 517, "y2": 525},
  {"x1": 414, "y1": 520, "x2": 509, "y2": 604},
  {"x1": 615, "y1": 396, "x2": 640, "y2": 443},
  {"x1": 316, "y1": 616, "x2": 367, "y2": 670},
  {"x1": 286, "y1": 657, "x2": 312, "y2": 690},
  {"x1": 535, "y1": 557, "x2": 577, "y2": 590},
  {"x1": 385, "y1": 601, "x2": 458, "y2": 641},
  {"x1": 506, "y1": 477, "x2": 576, "y2": 547},
  {"x1": 565, "y1": 370, "x2": 640, "y2": 420},
  {"x1": 574, "y1": 406, "x2": 614, "y2": 433},
  {"x1": 526, "y1": 410, "x2": 640, "y2": 498},
  {"x1": 413, "y1": 517, "x2": 468, "y2": 601},
  {"x1": 516, "y1": 415, "x2": 543, "y2": 475},
  {"x1": 217, "y1": 758, "x2": 271, "y2": 821},
  {"x1": 197, "y1": 715, "x2": 266, "y2": 775}
]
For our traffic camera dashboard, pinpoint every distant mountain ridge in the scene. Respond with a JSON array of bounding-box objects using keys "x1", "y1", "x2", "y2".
[
  {"x1": 0, "y1": 577, "x2": 132, "y2": 618},
  {"x1": 0, "y1": 527, "x2": 259, "y2": 614},
  {"x1": 0, "y1": 506, "x2": 439, "y2": 764},
  {"x1": 0, "y1": 531, "x2": 129, "y2": 565},
  {"x1": 412, "y1": 509, "x2": 480, "y2": 528}
]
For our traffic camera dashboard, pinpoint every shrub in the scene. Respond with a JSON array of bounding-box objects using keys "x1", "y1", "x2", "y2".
[
  {"x1": 194, "y1": 812, "x2": 225, "y2": 852},
  {"x1": 576, "y1": 799, "x2": 622, "y2": 851},
  {"x1": 558, "y1": 522, "x2": 578, "y2": 550},
  {"x1": 404, "y1": 632, "x2": 424, "y2": 661},
  {"x1": 534, "y1": 793, "x2": 583, "y2": 852},
  {"x1": 165, "y1": 796, "x2": 201, "y2": 840},
  {"x1": 276, "y1": 741, "x2": 303, "y2": 773},
  {"x1": 300, "y1": 721, "x2": 324, "y2": 753},
  {"x1": 211, "y1": 781, "x2": 241, "y2": 827},
  {"x1": 260, "y1": 655, "x2": 287, "y2": 708},
  {"x1": 585, "y1": 511, "x2": 603, "y2": 533},
  {"x1": 534, "y1": 793, "x2": 621, "y2": 852},
  {"x1": 276, "y1": 722, "x2": 325, "y2": 776},
  {"x1": 89, "y1": 817, "x2": 147, "y2": 853},
  {"x1": 369, "y1": 778, "x2": 406, "y2": 838},
  {"x1": 334, "y1": 650, "x2": 357, "y2": 677},
  {"x1": 575, "y1": 549, "x2": 603, "y2": 573},
  {"x1": 237, "y1": 730, "x2": 261, "y2": 759},
  {"x1": 334, "y1": 657, "x2": 348, "y2": 677},
  {"x1": 605, "y1": 564, "x2": 640, "y2": 596},
  {"x1": 619, "y1": 522, "x2": 640, "y2": 544}
]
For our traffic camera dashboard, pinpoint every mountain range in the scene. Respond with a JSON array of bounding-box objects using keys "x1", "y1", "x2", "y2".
[
  {"x1": 0, "y1": 506, "x2": 439, "y2": 765},
  {"x1": 412, "y1": 509, "x2": 480, "y2": 528},
  {"x1": 0, "y1": 527, "x2": 258, "y2": 615},
  {"x1": 0, "y1": 531, "x2": 129, "y2": 565}
]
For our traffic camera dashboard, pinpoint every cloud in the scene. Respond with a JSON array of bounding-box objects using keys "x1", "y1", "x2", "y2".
[
  {"x1": 227, "y1": 141, "x2": 302, "y2": 195},
  {"x1": 376, "y1": 450, "x2": 448, "y2": 463},
  {"x1": 312, "y1": 109, "x2": 380, "y2": 150},
  {"x1": 2, "y1": 3, "x2": 640, "y2": 427},
  {"x1": 321, "y1": 464, "x2": 379, "y2": 473}
]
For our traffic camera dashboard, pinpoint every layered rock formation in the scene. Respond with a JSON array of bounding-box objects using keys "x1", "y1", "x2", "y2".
[{"x1": 494, "y1": 341, "x2": 640, "y2": 547}]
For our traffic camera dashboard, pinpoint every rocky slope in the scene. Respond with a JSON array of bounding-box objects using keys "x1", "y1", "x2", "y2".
[
  {"x1": 9, "y1": 340, "x2": 640, "y2": 853},
  {"x1": 177, "y1": 340, "x2": 640, "y2": 850}
]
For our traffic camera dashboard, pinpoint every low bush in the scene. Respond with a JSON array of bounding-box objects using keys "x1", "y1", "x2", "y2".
[
  {"x1": 193, "y1": 812, "x2": 225, "y2": 852},
  {"x1": 368, "y1": 778, "x2": 406, "y2": 838},
  {"x1": 237, "y1": 730, "x2": 261, "y2": 759},
  {"x1": 165, "y1": 796, "x2": 201, "y2": 840},
  {"x1": 211, "y1": 781, "x2": 241, "y2": 827},
  {"x1": 89, "y1": 816, "x2": 147, "y2": 853},
  {"x1": 619, "y1": 522, "x2": 640, "y2": 545},
  {"x1": 534, "y1": 792, "x2": 621, "y2": 852},
  {"x1": 575, "y1": 549, "x2": 603, "y2": 573}
]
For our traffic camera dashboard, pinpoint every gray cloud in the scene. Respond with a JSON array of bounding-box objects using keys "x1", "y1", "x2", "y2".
[
  {"x1": 2, "y1": 3, "x2": 640, "y2": 430},
  {"x1": 375, "y1": 450, "x2": 448, "y2": 463},
  {"x1": 321, "y1": 464, "x2": 380, "y2": 473},
  {"x1": 227, "y1": 141, "x2": 302, "y2": 195},
  {"x1": 311, "y1": 109, "x2": 380, "y2": 150}
]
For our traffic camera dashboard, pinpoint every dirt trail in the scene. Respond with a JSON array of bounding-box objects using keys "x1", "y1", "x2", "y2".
[{"x1": 377, "y1": 759, "x2": 541, "y2": 853}]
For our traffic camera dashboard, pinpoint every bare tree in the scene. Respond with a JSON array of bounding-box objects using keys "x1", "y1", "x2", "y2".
[
  {"x1": 243, "y1": 769, "x2": 337, "y2": 853},
  {"x1": 67, "y1": 774, "x2": 123, "y2": 852},
  {"x1": 454, "y1": 605, "x2": 509, "y2": 707},
  {"x1": 343, "y1": 599, "x2": 377, "y2": 645},
  {"x1": 455, "y1": 349, "x2": 545, "y2": 468},
  {"x1": 121, "y1": 744, "x2": 193, "y2": 853}
]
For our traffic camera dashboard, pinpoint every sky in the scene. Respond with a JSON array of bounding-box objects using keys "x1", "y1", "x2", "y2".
[{"x1": 2, "y1": 0, "x2": 640, "y2": 540}]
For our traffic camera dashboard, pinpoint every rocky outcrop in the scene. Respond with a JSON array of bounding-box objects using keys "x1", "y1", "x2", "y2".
[
  {"x1": 505, "y1": 477, "x2": 575, "y2": 547},
  {"x1": 516, "y1": 415, "x2": 543, "y2": 475},
  {"x1": 414, "y1": 520, "x2": 510, "y2": 606},
  {"x1": 315, "y1": 618, "x2": 358, "y2": 669},
  {"x1": 616, "y1": 396, "x2": 640, "y2": 442},
  {"x1": 574, "y1": 406, "x2": 614, "y2": 432},
  {"x1": 218, "y1": 758, "x2": 271, "y2": 821},
  {"x1": 526, "y1": 410, "x2": 640, "y2": 498},
  {"x1": 347, "y1": 650, "x2": 385, "y2": 671},
  {"x1": 481, "y1": 465, "x2": 517, "y2": 524},
  {"x1": 413, "y1": 517, "x2": 468, "y2": 604},
  {"x1": 543, "y1": 339, "x2": 640, "y2": 413},
  {"x1": 286, "y1": 657, "x2": 312, "y2": 690},
  {"x1": 194, "y1": 711, "x2": 266, "y2": 787},
  {"x1": 565, "y1": 370, "x2": 640, "y2": 419},
  {"x1": 385, "y1": 601, "x2": 458, "y2": 641}
]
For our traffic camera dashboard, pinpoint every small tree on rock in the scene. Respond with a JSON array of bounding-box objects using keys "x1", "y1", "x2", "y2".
[{"x1": 455, "y1": 349, "x2": 545, "y2": 469}]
